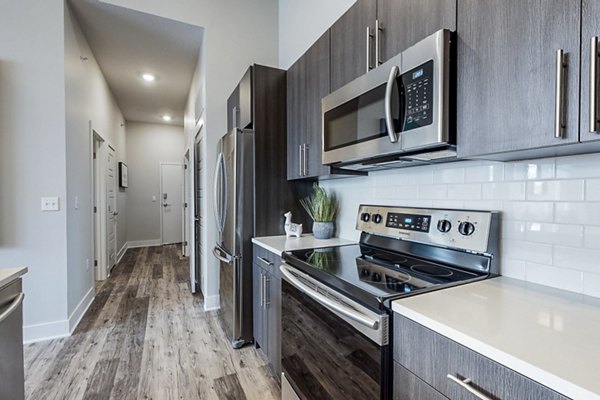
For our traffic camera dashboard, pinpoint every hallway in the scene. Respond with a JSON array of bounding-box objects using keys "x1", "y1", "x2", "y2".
[{"x1": 23, "y1": 245, "x2": 280, "y2": 400}]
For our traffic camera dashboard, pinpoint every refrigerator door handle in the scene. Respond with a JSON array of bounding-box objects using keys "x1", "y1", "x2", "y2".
[
  {"x1": 212, "y1": 244, "x2": 233, "y2": 264},
  {"x1": 213, "y1": 152, "x2": 224, "y2": 232},
  {"x1": 221, "y1": 151, "x2": 228, "y2": 232}
]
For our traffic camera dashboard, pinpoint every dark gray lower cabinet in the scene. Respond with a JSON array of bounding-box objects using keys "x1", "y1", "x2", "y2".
[
  {"x1": 393, "y1": 314, "x2": 569, "y2": 400},
  {"x1": 394, "y1": 362, "x2": 448, "y2": 400},
  {"x1": 252, "y1": 244, "x2": 281, "y2": 380}
]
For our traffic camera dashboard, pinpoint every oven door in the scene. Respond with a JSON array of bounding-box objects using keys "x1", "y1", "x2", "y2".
[{"x1": 280, "y1": 264, "x2": 390, "y2": 400}]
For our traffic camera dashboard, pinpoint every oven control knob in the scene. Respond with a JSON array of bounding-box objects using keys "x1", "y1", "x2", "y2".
[
  {"x1": 372, "y1": 213, "x2": 383, "y2": 224},
  {"x1": 371, "y1": 272, "x2": 382, "y2": 282},
  {"x1": 360, "y1": 268, "x2": 371, "y2": 277},
  {"x1": 360, "y1": 212, "x2": 371, "y2": 222},
  {"x1": 437, "y1": 219, "x2": 452, "y2": 233},
  {"x1": 458, "y1": 221, "x2": 475, "y2": 236}
]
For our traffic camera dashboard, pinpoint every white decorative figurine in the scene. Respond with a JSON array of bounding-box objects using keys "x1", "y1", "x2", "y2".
[{"x1": 284, "y1": 211, "x2": 303, "y2": 238}]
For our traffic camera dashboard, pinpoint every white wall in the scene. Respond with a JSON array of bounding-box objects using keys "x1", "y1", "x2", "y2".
[
  {"x1": 126, "y1": 122, "x2": 185, "y2": 244},
  {"x1": 64, "y1": 2, "x2": 129, "y2": 332},
  {"x1": 101, "y1": 0, "x2": 279, "y2": 306},
  {"x1": 278, "y1": 0, "x2": 355, "y2": 69}
]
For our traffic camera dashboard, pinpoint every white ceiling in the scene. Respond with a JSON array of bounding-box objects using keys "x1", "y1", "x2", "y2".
[{"x1": 69, "y1": 0, "x2": 203, "y2": 126}]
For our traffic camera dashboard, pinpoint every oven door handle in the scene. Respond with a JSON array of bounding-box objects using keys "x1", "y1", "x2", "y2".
[{"x1": 280, "y1": 264, "x2": 379, "y2": 330}]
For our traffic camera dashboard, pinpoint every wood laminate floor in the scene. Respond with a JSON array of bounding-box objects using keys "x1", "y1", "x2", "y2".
[{"x1": 23, "y1": 245, "x2": 280, "y2": 400}]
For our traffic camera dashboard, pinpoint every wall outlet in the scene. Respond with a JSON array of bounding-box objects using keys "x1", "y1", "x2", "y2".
[
  {"x1": 41, "y1": 197, "x2": 60, "y2": 211},
  {"x1": 74, "y1": 196, "x2": 79, "y2": 210}
]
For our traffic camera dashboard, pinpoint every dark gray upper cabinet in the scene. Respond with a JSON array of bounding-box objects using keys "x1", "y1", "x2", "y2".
[
  {"x1": 330, "y1": 0, "x2": 377, "y2": 92},
  {"x1": 377, "y1": 0, "x2": 456, "y2": 64},
  {"x1": 287, "y1": 32, "x2": 331, "y2": 180},
  {"x1": 227, "y1": 67, "x2": 253, "y2": 131},
  {"x1": 457, "y1": 0, "x2": 581, "y2": 158},
  {"x1": 581, "y1": 0, "x2": 600, "y2": 143}
]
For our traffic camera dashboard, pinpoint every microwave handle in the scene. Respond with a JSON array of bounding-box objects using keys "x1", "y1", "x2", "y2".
[{"x1": 385, "y1": 65, "x2": 400, "y2": 144}]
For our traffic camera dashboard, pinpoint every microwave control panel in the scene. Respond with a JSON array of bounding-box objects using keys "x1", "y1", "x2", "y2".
[{"x1": 401, "y1": 60, "x2": 434, "y2": 131}]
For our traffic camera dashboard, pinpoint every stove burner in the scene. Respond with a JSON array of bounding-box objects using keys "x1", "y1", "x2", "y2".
[{"x1": 410, "y1": 264, "x2": 454, "y2": 277}]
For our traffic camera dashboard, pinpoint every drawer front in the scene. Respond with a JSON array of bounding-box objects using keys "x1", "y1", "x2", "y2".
[
  {"x1": 395, "y1": 314, "x2": 504, "y2": 400},
  {"x1": 253, "y1": 245, "x2": 281, "y2": 277},
  {"x1": 394, "y1": 362, "x2": 448, "y2": 400},
  {"x1": 394, "y1": 314, "x2": 570, "y2": 400}
]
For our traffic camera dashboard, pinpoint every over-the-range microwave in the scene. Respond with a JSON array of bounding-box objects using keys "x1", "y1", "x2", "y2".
[{"x1": 322, "y1": 29, "x2": 456, "y2": 172}]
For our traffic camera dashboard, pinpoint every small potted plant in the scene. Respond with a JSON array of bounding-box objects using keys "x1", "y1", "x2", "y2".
[{"x1": 300, "y1": 183, "x2": 337, "y2": 239}]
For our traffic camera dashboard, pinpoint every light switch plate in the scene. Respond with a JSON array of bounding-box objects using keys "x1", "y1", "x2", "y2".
[{"x1": 41, "y1": 197, "x2": 60, "y2": 211}]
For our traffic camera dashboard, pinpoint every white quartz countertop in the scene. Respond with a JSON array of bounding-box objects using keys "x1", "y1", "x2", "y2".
[
  {"x1": 0, "y1": 266, "x2": 28, "y2": 289},
  {"x1": 252, "y1": 234, "x2": 355, "y2": 256},
  {"x1": 392, "y1": 276, "x2": 600, "y2": 400}
]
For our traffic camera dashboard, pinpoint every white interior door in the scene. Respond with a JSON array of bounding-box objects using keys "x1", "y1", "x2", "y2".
[
  {"x1": 161, "y1": 163, "x2": 184, "y2": 245},
  {"x1": 183, "y1": 152, "x2": 191, "y2": 256},
  {"x1": 107, "y1": 146, "x2": 117, "y2": 272}
]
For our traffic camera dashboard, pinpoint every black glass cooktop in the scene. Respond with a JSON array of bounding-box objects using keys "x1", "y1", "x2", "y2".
[{"x1": 283, "y1": 244, "x2": 484, "y2": 310}]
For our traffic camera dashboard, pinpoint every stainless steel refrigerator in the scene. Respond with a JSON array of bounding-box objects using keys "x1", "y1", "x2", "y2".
[{"x1": 212, "y1": 128, "x2": 254, "y2": 348}]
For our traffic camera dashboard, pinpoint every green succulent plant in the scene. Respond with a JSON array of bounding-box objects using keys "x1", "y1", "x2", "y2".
[{"x1": 300, "y1": 183, "x2": 338, "y2": 222}]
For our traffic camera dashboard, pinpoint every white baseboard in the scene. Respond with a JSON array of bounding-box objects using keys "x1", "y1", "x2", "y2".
[
  {"x1": 23, "y1": 320, "x2": 70, "y2": 344},
  {"x1": 116, "y1": 243, "x2": 128, "y2": 264},
  {"x1": 68, "y1": 286, "x2": 95, "y2": 333},
  {"x1": 127, "y1": 239, "x2": 161, "y2": 249},
  {"x1": 204, "y1": 294, "x2": 220, "y2": 311}
]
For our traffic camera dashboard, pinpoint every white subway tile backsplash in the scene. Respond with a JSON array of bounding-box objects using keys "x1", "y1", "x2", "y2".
[
  {"x1": 502, "y1": 201, "x2": 554, "y2": 222},
  {"x1": 433, "y1": 167, "x2": 465, "y2": 184},
  {"x1": 504, "y1": 159, "x2": 555, "y2": 181},
  {"x1": 526, "y1": 180, "x2": 584, "y2": 201},
  {"x1": 447, "y1": 183, "x2": 481, "y2": 200},
  {"x1": 585, "y1": 179, "x2": 600, "y2": 201},
  {"x1": 323, "y1": 153, "x2": 600, "y2": 298},
  {"x1": 553, "y1": 246, "x2": 600, "y2": 273},
  {"x1": 418, "y1": 184, "x2": 447, "y2": 199},
  {"x1": 482, "y1": 182, "x2": 526, "y2": 200},
  {"x1": 500, "y1": 259, "x2": 527, "y2": 280},
  {"x1": 502, "y1": 239, "x2": 553, "y2": 264},
  {"x1": 525, "y1": 222, "x2": 583, "y2": 247},
  {"x1": 526, "y1": 262, "x2": 584, "y2": 293},
  {"x1": 465, "y1": 163, "x2": 504, "y2": 183},
  {"x1": 556, "y1": 153, "x2": 600, "y2": 178},
  {"x1": 583, "y1": 273, "x2": 600, "y2": 298},
  {"x1": 555, "y1": 202, "x2": 600, "y2": 225}
]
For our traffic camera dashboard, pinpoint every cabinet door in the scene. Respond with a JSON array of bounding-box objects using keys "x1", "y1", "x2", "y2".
[
  {"x1": 581, "y1": 0, "x2": 600, "y2": 142},
  {"x1": 377, "y1": 0, "x2": 456, "y2": 63},
  {"x1": 287, "y1": 32, "x2": 331, "y2": 180},
  {"x1": 330, "y1": 0, "x2": 377, "y2": 92},
  {"x1": 267, "y1": 266, "x2": 281, "y2": 377},
  {"x1": 457, "y1": 0, "x2": 580, "y2": 157},
  {"x1": 238, "y1": 67, "x2": 253, "y2": 129},
  {"x1": 227, "y1": 84, "x2": 240, "y2": 132},
  {"x1": 394, "y1": 362, "x2": 448, "y2": 400},
  {"x1": 287, "y1": 54, "x2": 305, "y2": 180},
  {"x1": 252, "y1": 263, "x2": 267, "y2": 350},
  {"x1": 303, "y1": 32, "x2": 331, "y2": 179}
]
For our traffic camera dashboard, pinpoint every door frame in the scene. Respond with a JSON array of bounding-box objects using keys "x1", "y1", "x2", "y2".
[
  {"x1": 183, "y1": 149, "x2": 191, "y2": 257},
  {"x1": 90, "y1": 126, "x2": 112, "y2": 281},
  {"x1": 191, "y1": 123, "x2": 204, "y2": 295},
  {"x1": 159, "y1": 162, "x2": 184, "y2": 245},
  {"x1": 106, "y1": 144, "x2": 117, "y2": 273}
]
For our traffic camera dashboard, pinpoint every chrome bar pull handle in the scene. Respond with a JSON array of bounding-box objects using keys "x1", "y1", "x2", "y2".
[
  {"x1": 385, "y1": 66, "x2": 400, "y2": 143},
  {"x1": 591, "y1": 37, "x2": 600, "y2": 132},
  {"x1": 555, "y1": 49, "x2": 567, "y2": 139},
  {"x1": 257, "y1": 257, "x2": 273, "y2": 267},
  {"x1": 366, "y1": 26, "x2": 374, "y2": 72},
  {"x1": 375, "y1": 19, "x2": 383, "y2": 66},
  {"x1": 265, "y1": 275, "x2": 271, "y2": 307},
  {"x1": 303, "y1": 144, "x2": 309, "y2": 176},
  {"x1": 298, "y1": 144, "x2": 303, "y2": 177},
  {"x1": 447, "y1": 374, "x2": 493, "y2": 400}
]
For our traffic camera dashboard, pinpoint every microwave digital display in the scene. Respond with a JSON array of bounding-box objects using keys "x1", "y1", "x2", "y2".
[{"x1": 401, "y1": 60, "x2": 434, "y2": 132}]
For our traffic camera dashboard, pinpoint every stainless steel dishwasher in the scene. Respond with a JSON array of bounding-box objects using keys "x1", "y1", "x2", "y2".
[{"x1": 0, "y1": 278, "x2": 25, "y2": 400}]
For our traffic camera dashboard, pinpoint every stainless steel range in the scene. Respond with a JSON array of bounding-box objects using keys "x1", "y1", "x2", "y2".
[{"x1": 280, "y1": 205, "x2": 499, "y2": 400}]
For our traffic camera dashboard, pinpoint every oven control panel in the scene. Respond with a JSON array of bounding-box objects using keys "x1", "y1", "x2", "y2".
[{"x1": 356, "y1": 205, "x2": 498, "y2": 254}]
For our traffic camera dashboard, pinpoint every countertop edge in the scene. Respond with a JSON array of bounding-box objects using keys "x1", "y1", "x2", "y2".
[
  {"x1": 392, "y1": 302, "x2": 599, "y2": 400},
  {"x1": 0, "y1": 266, "x2": 28, "y2": 289},
  {"x1": 251, "y1": 238, "x2": 284, "y2": 256}
]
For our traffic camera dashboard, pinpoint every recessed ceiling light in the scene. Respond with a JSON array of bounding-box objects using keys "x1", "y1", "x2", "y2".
[
  {"x1": 162, "y1": 115, "x2": 172, "y2": 122},
  {"x1": 142, "y1": 73, "x2": 156, "y2": 82}
]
